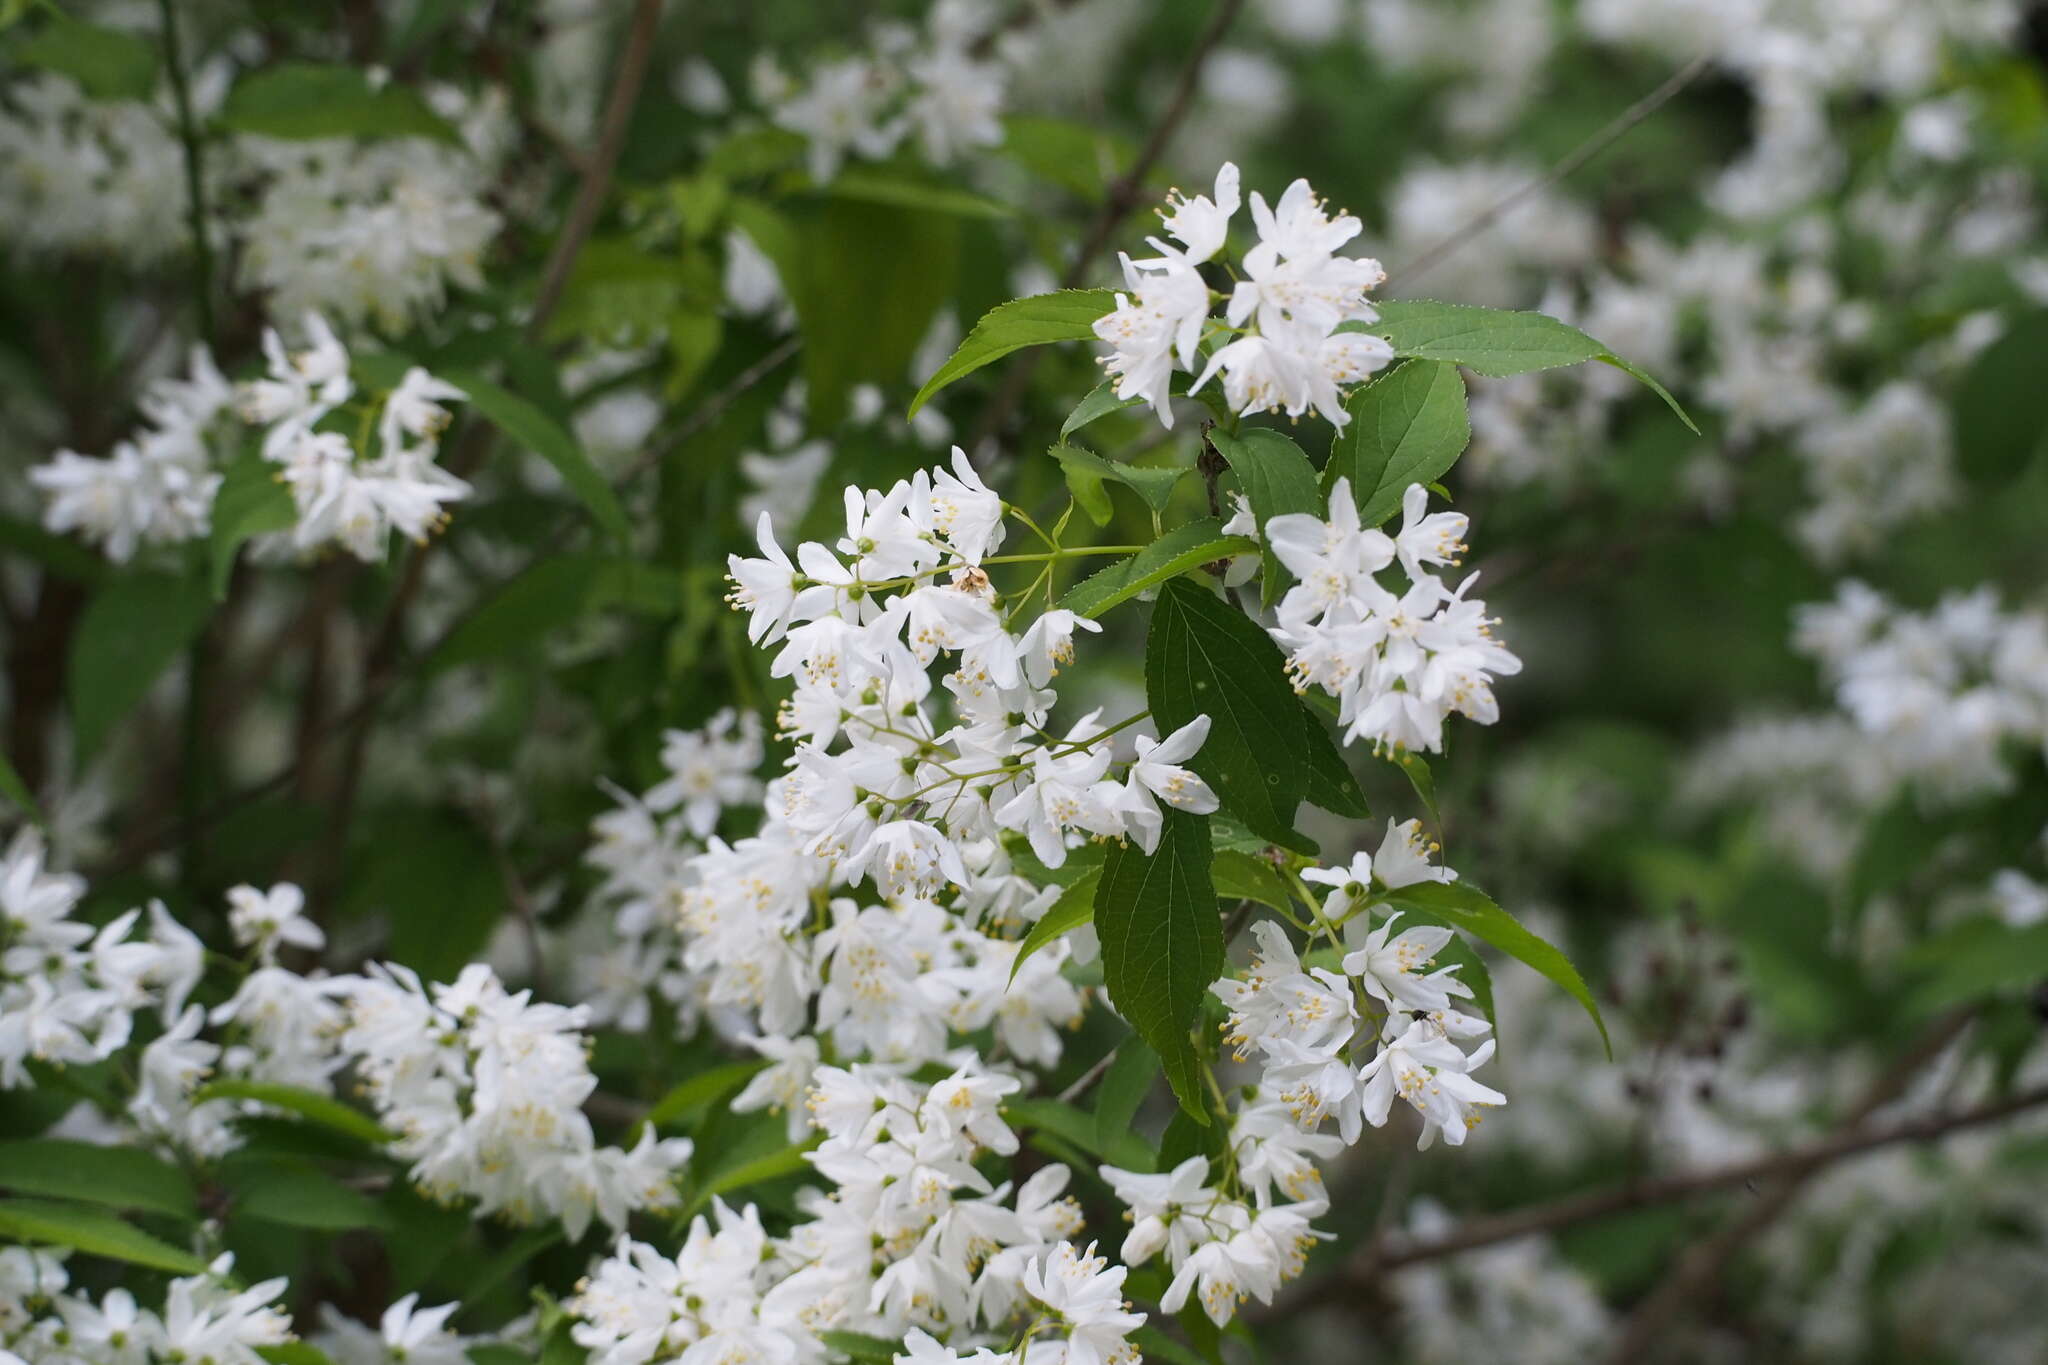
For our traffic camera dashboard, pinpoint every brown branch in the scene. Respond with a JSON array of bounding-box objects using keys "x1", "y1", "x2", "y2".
[
  {"x1": 1395, "y1": 53, "x2": 1715, "y2": 285},
  {"x1": 1281, "y1": 1072, "x2": 2046, "y2": 1310},
  {"x1": 310, "y1": 0, "x2": 665, "y2": 910},
  {"x1": 526, "y1": 0, "x2": 665, "y2": 341},
  {"x1": 1598, "y1": 1008, "x2": 1977, "y2": 1359},
  {"x1": 965, "y1": 0, "x2": 1246, "y2": 453}
]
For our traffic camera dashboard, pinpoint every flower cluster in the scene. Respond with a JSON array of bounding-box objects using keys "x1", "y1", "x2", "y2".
[
  {"x1": 239, "y1": 313, "x2": 472, "y2": 561},
  {"x1": 235, "y1": 87, "x2": 510, "y2": 330},
  {"x1": 1093, "y1": 162, "x2": 1394, "y2": 428},
  {"x1": 570, "y1": 1062, "x2": 1139, "y2": 1364},
  {"x1": 0, "y1": 73, "x2": 197, "y2": 264},
  {"x1": 760, "y1": 1, "x2": 1008, "y2": 183},
  {"x1": 1261, "y1": 480, "x2": 1521, "y2": 753},
  {"x1": 0, "y1": 835, "x2": 688, "y2": 1239},
  {"x1": 29, "y1": 346, "x2": 233, "y2": 563},
  {"x1": 0, "y1": 1250, "x2": 292, "y2": 1365},
  {"x1": 30, "y1": 314, "x2": 473, "y2": 567},
  {"x1": 0, "y1": 833, "x2": 200, "y2": 1089}
]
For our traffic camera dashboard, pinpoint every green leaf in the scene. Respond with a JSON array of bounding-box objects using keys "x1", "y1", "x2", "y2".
[
  {"x1": 1096, "y1": 808, "x2": 1224, "y2": 1122},
  {"x1": 1300, "y1": 703, "x2": 1369, "y2": 819},
  {"x1": 346, "y1": 813, "x2": 507, "y2": 982},
  {"x1": 1208, "y1": 427, "x2": 1321, "y2": 608},
  {"x1": 1362, "y1": 300, "x2": 1696, "y2": 432},
  {"x1": 0, "y1": 747, "x2": 39, "y2": 824},
  {"x1": 1049, "y1": 444, "x2": 1189, "y2": 516},
  {"x1": 429, "y1": 554, "x2": 605, "y2": 674},
  {"x1": 909, "y1": 289, "x2": 1116, "y2": 417},
  {"x1": 817, "y1": 1332, "x2": 903, "y2": 1365},
  {"x1": 1324, "y1": 361, "x2": 1470, "y2": 527},
  {"x1": 1158, "y1": 1102, "x2": 1226, "y2": 1171},
  {"x1": 0, "y1": 1198, "x2": 205, "y2": 1273},
  {"x1": 1060, "y1": 380, "x2": 1143, "y2": 441},
  {"x1": 1094, "y1": 1039, "x2": 1159, "y2": 1157},
  {"x1": 192, "y1": 1079, "x2": 395, "y2": 1145},
  {"x1": 441, "y1": 370, "x2": 629, "y2": 542},
  {"x1": 1131, "y1": 1326, "x2": 1212, "y2": 1365},
  {"x1": 0, "y1": 512, "x2": 106, "y2": 584},
  {"x1": 634, "y1": 1060, "x2": 770, "y2": 1140},
  {"x1": 1000, "y1": 115, "x2": 1132, "y2": 201},
  {"x1": 682, "y1": 1135, "x2": 818, "y2": 1219},
  {"x1": 209, "y1": 454, "x2": 295, "y2": 599},
  {"x1": 1211, "y1": 849, "x2": 1294, "y2": 914},
  {"x1": 1954, "y1": 310, "x2": 2048, "y2": 482},
  {"x1": 219, "y1": 63, "x2": 463, "y2": 144},
  {"x1": 226, "y1": 1157, "x2": 391, "y2": 1231},
  {"x1": 1382, "y1": 881, "x2": 1609, "y2": 1057},
  {"x1": 1391, "y1": 749, "x2": 1439, "y2": 830},
  {"x1": 1058, "y1": 520, "x2": 1255, "y2": 620},
  {"x1": 1004, "y1": 1096, "x2": 1150, "y2": 1171},
  {"x1": 1146, "y1": 577, "x2": 1312, "y2": 853},
  {"x1": 15, "y1": 14, "x2": 156, "y2": 101},
  {"x1": 739, "y1": 196, "x2": 958, "y2": 430},
  {"x1": 822, "y1": 169, "x2": 1012, "y2": 219},
  {"x1": 1905, "y1": 918, "x2": 2048, "y2": 1014},
  {"x1": 259, "y1": 1345, "x2": 338, "y2": 1365},
  {"x1": 68, "y1": 573, "x2": 213, "y2": 757},
  {"x1": 0, "y1": 1139, "x2": 196, "y2": 1220},
  {"x1": 1009, "y1": 865, "x2": 1102, "y2": 984}
]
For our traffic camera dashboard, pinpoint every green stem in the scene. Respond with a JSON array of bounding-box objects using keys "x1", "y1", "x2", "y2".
[{"x1": 156, "y1": 0, "x2": 215, "y2": 344}]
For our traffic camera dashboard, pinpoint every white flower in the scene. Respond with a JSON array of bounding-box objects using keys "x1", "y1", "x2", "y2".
[
  {"x1": 225, "y1": 883, "x2": 325, "y2": 961},
  {"x1": 1020, "y1": 1242, "x2": 1144, "y2": 1365},
  {"x1": 1357, "y1": 1018, "x2": 1506, "y2": 1149},
  {"x1": 1341, "y1": 913, "x2": 1471, "y2": 1014},
  {"x1": 1114, "y1": 716, "x2": 1220, "y2": 852},
  {"x1": 1100, "y1": 1156, "x2": 1217, "y2": 1266},
  {"x1": 1152, "y1": 162, "x2": 1241, "y2": 265}
]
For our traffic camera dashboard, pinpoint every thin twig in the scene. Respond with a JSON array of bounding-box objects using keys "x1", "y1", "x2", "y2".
[
  {"x1": 1599, "y1": 1008, "x2": 1976, "y2": 1359},
  {"x1": 527, "y1": 0, "x2": 665, "y2": 339},
  {"x1": 1057, "y1": 1045, "x2": 1123, "y2": 1106},
  {"x1": 156, "y1": 0, "x2": 215, "y2": 344},
  {"x1": 1396, "y1": 53, "x2": 1714, "y2": 285},
  {"x1": 966, "y1": 0, "x2": 1246, "y2": 452},
  {"x1": 1282, "y1": 1073, "x2": 2046, "y2": 1307}
]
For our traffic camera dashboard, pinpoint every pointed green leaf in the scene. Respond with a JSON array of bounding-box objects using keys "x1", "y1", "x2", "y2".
[
  {"x1": 1058, "y1": 520, "x2": 1255, "y2": 620},
  {"x1": 192, "y1": 1079, "x2": 395, "y2": 1145},
  {"x1": 1382, "y1": 881, "x2": 1608, "y2": 1057},
  {"x1": 219, "y1": 63, "x2": 462, "y2": 144},
  {"x1": 0, "y1": 1198, "x2": 205, "y2": 1274},
  {"x1": 1208, "y1": 427, "x2": 1322, "y2": 608},
  {"x1": 68, "y1": 574, "x2": 213, "y2": 757},
  {"x1": 1301, "y1": 702, "x2": 1369, "y2": 819},
  {"x1": 209, "y1": 453, "x2": 295, "y2": 599},
  {"x1": 1060, "y1": 380, "x2": 1144, "y2": 441},
  {"x1": 1146, "y1": 577, "x2": 1312, "y2": 853},
  {"x1": 909, "y1": 289, "x2": 1116, "y2": 416},
  {"x1": 16, "y1": 14, "x2": 156, "y2": 100},
  {"x1": 1324, "y1": 361, "x2": 1470, "y2": 528},
  {"x1": 1361, "y1": 300, "x2": 1696, "y2": 432},
  {"x1": 0, "y1": 1139, "x2": 196, "y2": 1220},
  {"x1": 442, "y1": 370, "x2": 630, "y2": 542},
  {"x1": 1211, "y1": 850, "x2": 1295, "y2": 914},
  {"x1": 1049, "y1": 443, "x2": 1190, "y2": 515},
  {"x1": 1096, "y1": 809, "x2": 1224, "y2": 1122},
  {"x1": 1009, "y1": 865, "x2": 1102, "y2": 984}
]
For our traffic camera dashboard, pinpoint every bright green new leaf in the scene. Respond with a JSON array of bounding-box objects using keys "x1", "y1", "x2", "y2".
[
  {"x1": 1146, "y1": 577, "x2": 1312, "y2": 852},
  {"x1": 441, "y1": 370, "x2": 630, "y2": 542},
  {"x1": 1211, "y1": 849, "x2": 1294, "y2": 914},
  {"x1": 193, "y1": 1079, "x2": 395, "y2": 1145},
  {"x1": 817, "y1": 1333, "x2": 903, "y2": 1365},
  {"x1": 1324, "y1": 361, "x2": 1471, "y2": 527},
  {"x1": 220, "y1": 63, "x2": 462, "y2": 143},
  {"x1": 209, "y1": 453, "x2": 295, "y2": 599},
  {"x1": 1361, "y1": 300, "x2": 1696, "y2": 432},
  {"x1": 1095, "y1": 808, "x2": 1224, "y2": 1122},
  {"x1": 1382, "y1": 880, "x2": 1609, "y2": 1056},
  {"x1": 1209, "y1": 426, "x2": 1322, "y2": 607},
  {"x1": 1060, "y1": 380, "x2": 1143, "y2": 441},
  {"x1": 634, "y1": 1061, "x2": 770, "y2": 1141},
  {"x1": 1049, "y1": 443, "x2": 1190, "y2": 516},
  {"x1": 909, "y1": 289, "x2": 1116, "y2": 416},
  {"x1": 1008, "y1": 865, "x2": 1102, "y2": 983},
  {"x1": 0, "y1": 1198, "x2": 205, "y2": 1274},
  {"x1": 1058, "y1": 519, "x2": 1255, "y2": 619},
  {"x1": 68, "y1": 573, "x2": 213, "y2": 758},
  {"x1": 0, "y1": 1139, "x2": 196, "y2": 1220}
]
